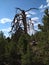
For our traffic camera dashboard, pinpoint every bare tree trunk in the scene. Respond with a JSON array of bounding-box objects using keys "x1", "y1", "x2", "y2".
[{"x1": 22, "y1": 10, "x2": 27, "y2": 34}]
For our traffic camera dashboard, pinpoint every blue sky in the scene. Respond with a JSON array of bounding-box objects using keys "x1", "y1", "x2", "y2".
[{"x1": 0, "y1": 0, "x2": 49, "y2": 37}]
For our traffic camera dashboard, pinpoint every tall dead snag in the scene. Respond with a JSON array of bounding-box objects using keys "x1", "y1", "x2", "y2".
[
  {"x1": 11, "y1": 8, "x2": 38, "y2": 36},
  {"x1": 21, "y1": 10, "x2": 27, "y2": 34}
]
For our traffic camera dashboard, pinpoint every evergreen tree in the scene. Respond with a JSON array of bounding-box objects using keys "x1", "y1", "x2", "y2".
[{"x1": 38, "y1": 8, "x2": 49, "y2": 32}]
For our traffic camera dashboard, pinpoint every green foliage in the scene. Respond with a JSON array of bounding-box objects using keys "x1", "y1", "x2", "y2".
[
  {"x1": 17, "y1": 34, "x2": 30, "y2": 54},
  {"x1": 38, "y1": 8, "x2": 49, "y2": 32},
  {"x1": 0, "y1": 8, "x2": 49, "y2": 65}
]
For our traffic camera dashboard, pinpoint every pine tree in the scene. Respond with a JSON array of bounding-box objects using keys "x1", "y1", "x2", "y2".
[{"x1": 38, "y1": 8, "x2": 49, "y2": 32}]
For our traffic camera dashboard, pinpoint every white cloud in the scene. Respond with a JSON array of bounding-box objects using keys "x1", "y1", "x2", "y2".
[
  {"x1": 39, "y1": 0, "x2": 49, "y2": 9},
  {"x1": 25, "y1": 11, "x2": 36, "y2": 15},
  {"x1": 47, "y1": 3, "x2": 49, "y2": 6},
  {"x1": 1, "y1": 27, "x2": 11, "y2": 32},
  {"x1": 0, "y1": 18, "x2": 12, "y2": 24},
  {"x1": 39, "y1": 4, "x2": 44, "y2": 9},
  {"x1": 0, "y1": 27, "x2": 11, "y2": 37},
  {"x1": 39, "y1": 4, "x2": 47, "y2": 10},
  {"x1": 39, "y1": 4, "x2": 46, "y2": 12},
  {"x1": 25, "y1": 12, "x2": 31, "y2": 17},
  {"x1": 39, "y1": 0, "x2": 49, "y2": 12},
  {"x1": 28, "y1": 11, "x2": 36, "y2": 15},
  {"x1": 44, "y1": 5, "x2": 47, "y2": 8},
  {"x1": 46, "y1": 0, "x2": 49, "y2": 6},
  {"x1": 31, "y1": 17, "x2": 39, "y2": 21},
  {"x1": 25, "y1": 11, "x2": 36, "y2": 17},
  {"x1": 26, "y1": 14, "x2": 31, "y2": 17},
  {"x1": 46, "y1": 0, "x2": 49, "y2": 3}
]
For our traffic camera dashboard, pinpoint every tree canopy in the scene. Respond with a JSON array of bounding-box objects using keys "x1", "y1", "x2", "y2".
[{"x1": 0, "y1": 8, "x2": 49, "y2": 65}]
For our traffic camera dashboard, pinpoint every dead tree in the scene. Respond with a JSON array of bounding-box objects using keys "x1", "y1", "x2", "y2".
[{"x1": 11, "y1": 8, "x2": 38, "y2": 36}]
